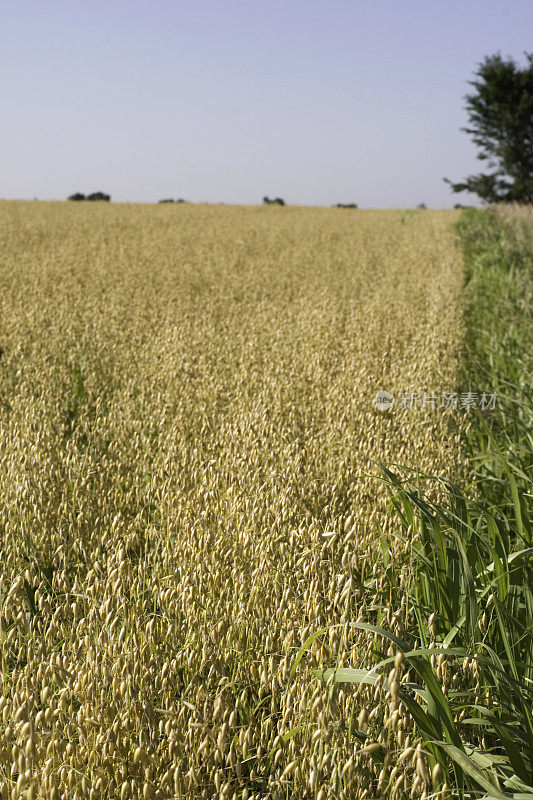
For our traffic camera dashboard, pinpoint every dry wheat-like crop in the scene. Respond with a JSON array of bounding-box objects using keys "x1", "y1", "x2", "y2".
[{"x1": 0, "y1": 201, "x2": 464, "y2": 799}]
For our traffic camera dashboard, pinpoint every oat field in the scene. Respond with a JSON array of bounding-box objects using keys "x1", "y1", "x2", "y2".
[{"x1": 0, "y1": 201, "x2": 465, "y2": 800}]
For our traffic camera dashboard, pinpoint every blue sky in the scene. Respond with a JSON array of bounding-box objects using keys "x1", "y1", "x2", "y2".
[{"x1": 2, "y1": 0, "x2": 532, "y2": 207}]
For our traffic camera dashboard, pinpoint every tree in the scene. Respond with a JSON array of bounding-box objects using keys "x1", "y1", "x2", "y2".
[
  {"x1": 68, "y1": 192, "x2": 86, "y2": 201},
  {"x1": 445, "y1": 52, "x2": 533, "y2": 203},
  {"x1": 334, "y1": 203, "x2": 358, "y2": 209},
  {"x1": 263, "y1": 196, "x2": 285, "y2": 206},
  {"x1": 87, "y1": 192, "x2": 111, "y2": 201}
]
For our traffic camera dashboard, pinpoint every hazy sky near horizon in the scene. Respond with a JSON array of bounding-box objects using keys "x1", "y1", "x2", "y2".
[{"x1": 2, "y1": 1, "x2": 532, "y2": 207}]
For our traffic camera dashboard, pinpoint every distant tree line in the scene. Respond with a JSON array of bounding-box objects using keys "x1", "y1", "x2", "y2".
[
  {"x1": 68, "y1": 192, "x2": 111, "y2": 201},
  {"x1": 60, "y1": 195, "x2": 474, "y2": 210}
]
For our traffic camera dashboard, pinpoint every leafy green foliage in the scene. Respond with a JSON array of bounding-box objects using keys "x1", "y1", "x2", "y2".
[{"x1": 445, "y1": 53, "x2": 533, "y2": 203}]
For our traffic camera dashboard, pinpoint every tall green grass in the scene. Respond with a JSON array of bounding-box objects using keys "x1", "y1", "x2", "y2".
[{"x1": 297, "y1": 208, "x2": 533, "y2": 798}]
